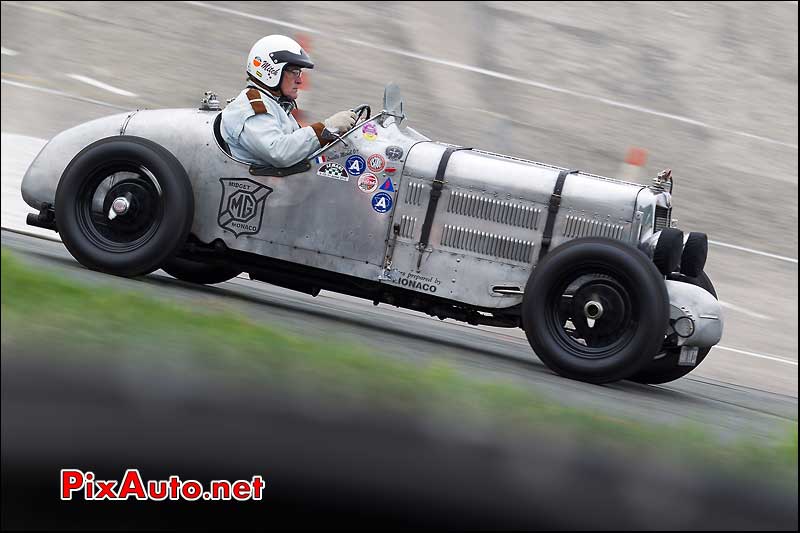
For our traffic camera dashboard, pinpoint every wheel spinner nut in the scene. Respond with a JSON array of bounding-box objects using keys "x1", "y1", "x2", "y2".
[
  {"x1": 584, "y1": 301, "x2": 604, "y2": 319},
  {"x1": 112, "y1": 197, "x2": 130, "y2": 215}
]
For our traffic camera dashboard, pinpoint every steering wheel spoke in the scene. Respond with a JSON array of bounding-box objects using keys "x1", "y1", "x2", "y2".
[{"x1": 351, "y1": 104, "x2": 371, "y2": 123}]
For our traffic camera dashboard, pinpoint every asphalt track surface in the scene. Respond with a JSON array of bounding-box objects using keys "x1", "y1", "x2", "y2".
[{"x1": 1, "y1": 2, "x2": 797, "y2": 437}]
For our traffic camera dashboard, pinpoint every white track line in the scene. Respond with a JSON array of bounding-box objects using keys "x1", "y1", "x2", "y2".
[
  {"x1": 1, "y1": 79, "x2": 130, "y2": 111},
  {"x1": 718, "y1": 301, "x2": 773, "y2": 321},
  {"x1": 185, "y1": 1, "x2": 798, "y2": 151},
  {"x1": 1, "y1": 47, "x2": 19, "y2": 56},
  {"x1": 713, "y1": 345, "x2": 798, "y2": 366},
  {"x1": 709, "y1": 239, "x2": 797, "y2": 264},
  {"x1": 1, "y1": 226, "x2": 61, "y2": 243},
  {"x1": 66, "y1": 73, "x2": 138, "y2": 98}
]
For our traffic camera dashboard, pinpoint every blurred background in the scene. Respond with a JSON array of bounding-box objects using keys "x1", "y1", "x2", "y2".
[{"x1": 1, "y1": 1, "x2": 797, "y2": 529}]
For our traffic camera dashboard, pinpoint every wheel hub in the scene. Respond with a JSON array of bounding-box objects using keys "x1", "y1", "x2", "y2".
[
  {"x1": 78, "y1": 166, "x2": 163, "y2": 253},
  {"x1": 562, "y1": 277, "x2": 634, "y2": 351},
  {"x1": 583, "y1": 300, "x2": 604, "y2": 320},
  {"x1": 108, "y1": 196, "x2": 131, "y2": 220}
]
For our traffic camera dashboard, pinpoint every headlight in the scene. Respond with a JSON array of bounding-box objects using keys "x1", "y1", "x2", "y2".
[{"x1": 673, "y1": 316, "x2": 695, "y2": 338}]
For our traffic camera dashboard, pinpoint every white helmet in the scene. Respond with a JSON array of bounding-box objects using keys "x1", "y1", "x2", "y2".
[{"x1": 246, "y1": 35, "x2": 314, "y2": 91}]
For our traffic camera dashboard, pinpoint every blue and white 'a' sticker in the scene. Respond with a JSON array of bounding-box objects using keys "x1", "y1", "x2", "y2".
[
  {"x1": 371, "y1": 192, "x2": 393, "y2": 214},
  {"x1": 345, "y1": 155, "x2": 367, "y2": 176}
]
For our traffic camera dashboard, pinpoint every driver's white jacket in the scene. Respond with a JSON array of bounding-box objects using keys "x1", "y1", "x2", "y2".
[{"x1": 220, "y1": 86, "x2": 325, "y2": 167}]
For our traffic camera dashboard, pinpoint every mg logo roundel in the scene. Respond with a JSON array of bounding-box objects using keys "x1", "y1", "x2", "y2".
[
  {"x1": 217, "y1": 178, "x2": 273, "y2": 237},
  {"x1": 229, "y1": 191, "x2": 256, "y2": 220}
]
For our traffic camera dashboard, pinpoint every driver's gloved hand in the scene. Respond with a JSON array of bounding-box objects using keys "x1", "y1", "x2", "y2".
[{"x1": 323, "y1": 110, "x2": 357, "y2": 133}]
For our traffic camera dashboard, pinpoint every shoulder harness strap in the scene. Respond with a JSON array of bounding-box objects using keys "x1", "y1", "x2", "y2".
[{"x1": 246, "y1": 88, "x2": 268, "y2": 114}]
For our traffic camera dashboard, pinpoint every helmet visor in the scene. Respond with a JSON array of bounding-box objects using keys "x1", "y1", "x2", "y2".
[{"x1": 269, "y1": 49, "x2": 314, "y2": 69}]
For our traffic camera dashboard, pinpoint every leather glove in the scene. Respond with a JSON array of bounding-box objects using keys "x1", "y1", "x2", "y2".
[{"x1": 323, "y1": 110, "x2": 357, "y2": 132}]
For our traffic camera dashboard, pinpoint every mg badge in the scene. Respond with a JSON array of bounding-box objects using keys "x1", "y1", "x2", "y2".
[{"x1": 217, "y1": 178, "x2": 273, "y2": 237}]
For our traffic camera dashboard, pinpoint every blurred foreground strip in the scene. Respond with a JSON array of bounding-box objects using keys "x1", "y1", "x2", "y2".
[{"x1": 1, "y1": 249, "x2": 797, "y2": 530}]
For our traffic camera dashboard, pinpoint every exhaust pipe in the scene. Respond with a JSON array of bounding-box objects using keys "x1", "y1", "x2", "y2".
[
  {"x1": 249, "y1": 271, "x2": 320, "y2": 297},
  {"x1": 26, "y1": 204, "x2": 57, "y2": 232}
]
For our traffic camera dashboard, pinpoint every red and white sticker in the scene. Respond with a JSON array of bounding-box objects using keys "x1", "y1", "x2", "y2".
[
  {"x1": 366, "y1": 153, "x2": 385, "y2": 173},
  {"x1": 357, "y1": 173, "x2": 379, "y2": 193}
]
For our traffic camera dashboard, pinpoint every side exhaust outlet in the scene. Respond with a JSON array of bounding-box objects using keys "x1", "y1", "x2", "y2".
[{"x1": 26, "y1": 203, "x2": 58, "y2": 232}]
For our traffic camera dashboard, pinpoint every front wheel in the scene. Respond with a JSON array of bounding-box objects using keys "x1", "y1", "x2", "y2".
[
  {"x1": 627, "y1": 271, "x2": 717, "y2": 384},
  {"x1": 522, "y1": 237, "x2": 670, "y2": 384}
]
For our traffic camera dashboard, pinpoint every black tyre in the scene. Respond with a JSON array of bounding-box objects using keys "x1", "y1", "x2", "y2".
[
  {"x1": 652, "y1": 228, "x2": 684, "y2": 276},
  {"x1": 55, "y1": 136, "x2": 194, "y2": 277},
  {"x1": 679, "y1": 232, "x2": 708, "y2": 278},
  {"x1": 628, "y1": 271, "x2": 717, "y2": 384},
  {"x1": 522, "y1": 237, "x2": 670, "y2": 384},
  {"x1": 162, "y1": 256, "x2": 241, "y2": 285}
]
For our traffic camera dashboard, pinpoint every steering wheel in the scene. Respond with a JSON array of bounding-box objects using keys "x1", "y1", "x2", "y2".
[
  {"x1": 319, "y1": 104, "x2": 372, "y2": 145},
  {"x1": 351, "y1": 104, "x2": 371, "y2": 124}
]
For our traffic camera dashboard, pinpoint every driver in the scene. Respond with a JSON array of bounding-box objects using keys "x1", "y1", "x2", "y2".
[{"x1": 221, "y1": 35, "x2": 356, "y2": 167}]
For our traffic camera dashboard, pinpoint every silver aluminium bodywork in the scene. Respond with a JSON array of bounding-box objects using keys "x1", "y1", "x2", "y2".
[
  {"x1": 388, "y1": 144, "x2": 657, "y2": 308},
  {"x1": 20, "y1": 85, "x2": 722, "y2": 350},
  {"x1": 664, "y1": 280, "x2": 723, "y2": 348}
]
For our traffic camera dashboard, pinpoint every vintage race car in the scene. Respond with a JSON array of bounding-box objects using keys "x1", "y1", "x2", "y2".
[{"x1": 21, "y1": 84, "x2": 722, "y2": 384}]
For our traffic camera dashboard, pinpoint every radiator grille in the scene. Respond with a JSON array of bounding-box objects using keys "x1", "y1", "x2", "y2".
[
  {"x1": 655, "y1": 206, "x2": 671, "y2": 232},
  {"x1": 446, "y1": 191, "x2": 540, "y2": 229},
  {"x1": 398, "y1": 215, "x2": 416, "y2": 239},
  {"x1": 563, "y1": 216, "x2": 625, "y2": 240},
  {"x1": 440, "y1": 225, "x2": 535, "y2": 263},
  {"x1": 405, "y1": 182, "x2": 425, "y2": 206}
]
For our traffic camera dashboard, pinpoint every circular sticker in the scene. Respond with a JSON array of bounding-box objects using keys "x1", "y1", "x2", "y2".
[
  {"x1": 371, "y1": 192, "x2": 393, "y2": 214},
  {"x1": 367, "y1": 153, "x2": 385, "y2": 173},
  {"x1": 385, "y1": 145, "x2": 404, "y2": 161},
  {"x1": 345, "y1": 155, "x2": 366, "y2": 176},
  {"x1": 362, "y1": 123, "x2": 378, "y2": 141},
  {"x1": 357, "y1": 173, "x2": 379, "y2": 193}
]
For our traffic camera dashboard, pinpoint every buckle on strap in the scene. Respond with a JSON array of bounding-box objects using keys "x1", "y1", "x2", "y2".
[{"x1": 548, "y1": 193, "x2": 562, "y2": 213}]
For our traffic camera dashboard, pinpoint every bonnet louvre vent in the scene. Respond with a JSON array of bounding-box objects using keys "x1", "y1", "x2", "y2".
[
  {"x1": 440, "y1": 225, "x2": 535, "y2": 263},
  {"x1": 405, "y1": 182, "x2": 425, "y2": 206},
  {"x1": 563, "y1": 216, "x2": 625, "y2": 240},
  {"x1": 447, "y1": 191, "x2": 540, "y2": 229},
  {"x1": 398, "y1": 216, "x2": 417, "y2": 239}
]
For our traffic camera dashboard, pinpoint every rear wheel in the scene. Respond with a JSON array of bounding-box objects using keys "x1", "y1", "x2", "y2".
[
  {"x1": 55, "y1": 136, "x2": 194, "y2": 277},
  {"x1": 522, "y1": 238, "x2": 670, "y2": 384},
  {"x1": 628, "y1": 271, "x2": 717, "y2": 384}
]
